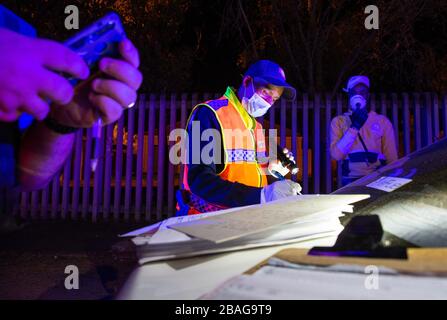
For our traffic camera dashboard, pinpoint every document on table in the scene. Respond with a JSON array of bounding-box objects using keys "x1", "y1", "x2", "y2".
[
  {"x1": 201, "y1": 264, "x2": 447, "y2": 300},
  {"x1": 366, "y1": 176, "x2": 412, "y2": 192},
  {"x1": 120, "y1": 205, "x2": 248, "y2": 238},
  {"x1": 170, "y1": 194, "x2": 369, "y2": 243}
]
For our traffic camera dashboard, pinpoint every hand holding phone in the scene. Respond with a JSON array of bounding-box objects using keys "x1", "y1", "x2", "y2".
[
  {"x1": 48, "y1": 12, "x2": 142, "y2": 128},
  {"x1": 0, "y1": 27, "x2": 88, "y2": 122}
]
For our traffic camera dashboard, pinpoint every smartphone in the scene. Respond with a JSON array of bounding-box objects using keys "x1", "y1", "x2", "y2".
[{"x1": 63, "y1": 12, "x2": 127, "y2": 86}]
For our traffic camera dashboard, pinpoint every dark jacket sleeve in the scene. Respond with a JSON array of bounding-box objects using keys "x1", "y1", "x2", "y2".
[
  {"x1": 186, "y1": 106, "x2": 262, "y2": 207},
  {"x1": 0, "y1": 121, "x2": 21, "y2": 216}
]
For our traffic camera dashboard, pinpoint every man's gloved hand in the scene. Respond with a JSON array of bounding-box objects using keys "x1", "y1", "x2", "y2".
[
  {"x1": 260, "y1": 180, "x2": 302, "y2": 204},
  {"x1": 350, "y1": 107, "x2": 368, "y2": 130}
]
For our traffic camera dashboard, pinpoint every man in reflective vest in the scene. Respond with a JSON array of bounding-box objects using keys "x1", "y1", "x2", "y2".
[
  {"x1": 330, "y1": 75, "x2": 398, "y2": 186},
  {"x1": 177, "y1": 60, "x2": 302, "y2": 215}
]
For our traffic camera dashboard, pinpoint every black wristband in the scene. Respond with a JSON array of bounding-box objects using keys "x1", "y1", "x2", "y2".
[{"x1": 43, "y1": 117, "x2": 79, "y2": 134}]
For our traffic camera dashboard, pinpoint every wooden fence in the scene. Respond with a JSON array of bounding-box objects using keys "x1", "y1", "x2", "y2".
[{"x1": 14, "y1": 92, "x2": 447, "y2": 223}]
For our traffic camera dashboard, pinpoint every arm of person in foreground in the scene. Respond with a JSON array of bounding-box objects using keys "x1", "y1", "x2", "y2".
[{"x1": 0, "y1": 30, "x2": 142, "y2": 190}]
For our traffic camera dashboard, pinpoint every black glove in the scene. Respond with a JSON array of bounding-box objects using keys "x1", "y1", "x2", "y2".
[{"x1": 350, "y1": 108, "x2": 368, "y2": 130}]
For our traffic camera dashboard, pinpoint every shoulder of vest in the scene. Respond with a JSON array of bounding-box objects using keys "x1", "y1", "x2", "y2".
[
  {"x1": 254, "y1": 120, "x2": 264, "y2": 129},
  {"x1": 202, "y1": 99, "x2": 229, "y2": 111}
]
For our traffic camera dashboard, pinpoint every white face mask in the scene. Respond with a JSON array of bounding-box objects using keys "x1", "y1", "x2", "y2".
[
  {"x1": 242, "y1": 93, "x2": 272, "y2": 118},
  {"x1": 349, "y1": 94, "x2": 367, "y2": 111},
  {"x1": 242, "y1": 81, "x2": 273, "y2": 118}
]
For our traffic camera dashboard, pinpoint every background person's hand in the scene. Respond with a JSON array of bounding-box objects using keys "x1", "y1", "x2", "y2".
[
  {"x1": 350, "y1": 107, "x2": 369, "y2": 131},
  {"x1": 0, "y1": 28, "x2": 89, "y2": 122},
  {"x1": 49, "y1": 38, "x2": 143, "y2": 128},
  {"x1": 260, "y1": 179, "x2": 302, "y2": 203}
]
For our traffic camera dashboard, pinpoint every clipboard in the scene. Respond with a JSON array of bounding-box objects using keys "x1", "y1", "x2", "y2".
[{"x1": 245, "y1": 247, "x2": 447, "y2": 276}]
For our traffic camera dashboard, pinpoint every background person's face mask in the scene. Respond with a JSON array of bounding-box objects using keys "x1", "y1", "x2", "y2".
[
  {"x1": 242, "y1": 82, "x2": 273, "y2": 118},
  {"x1": 349, "y1": 94, "x2": 367, "y2": 111}
]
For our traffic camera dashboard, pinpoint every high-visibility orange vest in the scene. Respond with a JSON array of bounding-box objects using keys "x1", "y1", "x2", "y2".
[{"x1": 178, "y1": 87, "x2": 269, "y2": 215}]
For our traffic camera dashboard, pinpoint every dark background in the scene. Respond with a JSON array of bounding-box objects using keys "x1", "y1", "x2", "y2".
[{"x1": 3, "y1": 0, "x2": 447, "y2": 94}]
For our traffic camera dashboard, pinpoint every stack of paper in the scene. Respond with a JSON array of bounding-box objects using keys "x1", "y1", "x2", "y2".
[
  {"x1": 123, "y1": 194, "x2": 369, "y2": 264},
  {"x1": 170, "y1": 194, "x2": 370, "y2": 243}
]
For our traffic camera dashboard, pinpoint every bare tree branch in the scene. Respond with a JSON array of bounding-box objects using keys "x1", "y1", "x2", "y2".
[
  {"x1": 238, "y1": 0, "x2": 259, "y2": 59},
  {"x1": 271, "y1": 0, "x2": 305, "y2": 86}
]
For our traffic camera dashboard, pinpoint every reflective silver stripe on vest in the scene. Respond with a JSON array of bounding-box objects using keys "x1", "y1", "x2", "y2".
[{"x1": 227, "y1": 149, "x2": 256, "y2": 162}]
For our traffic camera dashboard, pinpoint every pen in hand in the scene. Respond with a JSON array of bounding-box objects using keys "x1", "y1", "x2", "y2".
[
  {"x1": 90, "y1": 116, "x2": 102, "y2": 172},
  {"x1": 271, "y1": 170, "x2": 302, "y2": 195}
]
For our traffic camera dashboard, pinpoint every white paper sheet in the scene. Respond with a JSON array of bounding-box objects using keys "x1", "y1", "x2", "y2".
[
  {"x1": 120, "y1": 205, "x2": 249, "y2": 237},
  {"x1": 202, "y1": 265, "x2": 447, "y2": 300},
  {"x1": 148, "y1": 228, "x2": 192, "y2": 244},
  {"x1": 266, "y1": 257, "x2": 399, "y2": 275},
  {"x1": 366, "y1": 176, "x2": 412, "y2": 192},
  {"x1": 146, "y1": 207, "x2": 347, "y2": 245}
]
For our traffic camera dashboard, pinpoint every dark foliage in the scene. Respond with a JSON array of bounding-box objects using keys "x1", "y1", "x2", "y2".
[{"x1": 4, "y1": 0, "x2": 447, "y2": 93}]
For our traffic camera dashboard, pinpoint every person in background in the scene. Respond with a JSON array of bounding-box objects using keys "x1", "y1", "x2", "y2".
[
  {"x1": 330, "y1": 75, "x2": 398, "y2": 186},
  {"x1": 0, "y1": 5, "x2": 142, "y2": 232},
  {"x1": 176, "y1": 60, "x2": 301, "y2": 215}
]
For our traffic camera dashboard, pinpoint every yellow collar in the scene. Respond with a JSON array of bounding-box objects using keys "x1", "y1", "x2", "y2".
[{"x1": 224, "y1": 86, "x2": 255, "y2": 129}]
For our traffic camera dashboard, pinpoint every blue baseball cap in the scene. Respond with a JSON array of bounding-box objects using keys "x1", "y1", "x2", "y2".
[
  {"x1": 244, "y1": 60, "x2": 296, "y2": 100},
  {"x1": 343, "y1": 75, "x2": 370, "y2": 92}
]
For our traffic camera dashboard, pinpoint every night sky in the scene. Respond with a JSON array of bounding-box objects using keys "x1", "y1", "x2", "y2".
[{"x1": 3, "y1": 0, "x2": 447, "y2": 94}]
